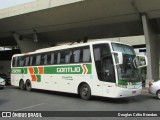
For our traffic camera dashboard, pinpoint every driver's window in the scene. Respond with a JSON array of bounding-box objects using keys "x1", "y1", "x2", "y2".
[
  {"x1": 93, "y1": 44, "x2": 115, "y2": 83},
  {"x1": 101, "y1": 57, "x2": 115, "y2": 83}
]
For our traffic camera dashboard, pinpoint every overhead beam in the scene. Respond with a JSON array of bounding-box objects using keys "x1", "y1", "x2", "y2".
[{"x1": 12, "y1": 32, "x2": 50, "y2": 53}]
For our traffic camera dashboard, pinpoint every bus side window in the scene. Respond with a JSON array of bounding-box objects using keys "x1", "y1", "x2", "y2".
[
  {"x1": 30, "y1": 56, "x2": 33, "y2": 66},
  {"x1": 82, "y1": 48, "x2": 91, "y2": 62},
  {"x1": 57, "y1": 52, "x2": 60, "y2": 64},
  {"x1": 72, "y1": 49, "x2": 80, "y2": 63},
  {"x1": 15, "y1": 57, "x2": 19, "y2": 67},
  {"x1": 50, "y1": 53, "x2": 58, "y2": 64},
  {"x1": 24, "y1": 57, "x2": 30, "y2": 66},
  {"x1": 36, "y1": 55, "x2": 41, "y2": 65},
  {"x1": 41, "y1": 53, "x2": 48, "y2": 65},
  {"x1": 60, "y1": 51, "x2": 65, "y2": 64},
  {"x1": 65, "y1": 51, "x2": 72, "y2": 64},
  {"x1": 19, "y1": 57, "x2": 25, "y2": 67},
  {"x1": 54, "y1": 53, "x2": 58, "y2": 64},
  {"x1": 30, "y1": 55, "x2": 36, "y2": 66},
  {"x1": 43, "y1": 54, "x2": 48, "y2": 65},
  {"x1": 50, "y1": 53, "x2": 54, "y2": 64},
  {"x1": 43, "y1": 54, "x2": 51, "y2": 65}
]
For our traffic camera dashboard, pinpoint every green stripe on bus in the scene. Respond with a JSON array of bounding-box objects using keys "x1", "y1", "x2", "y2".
[
  {"x1": 34, "y1": 67, "x2": 39, "y2": 74},
  {"x1": 44, "y1": 65, "x2": 83, "y2": 74},
  {"x1": 131, "y1": 82, "x2": 139, "y2": 85},
  {"x1": 86, "y1": 64, "x2": 92, "y2": 74},
  {"x1": 118, "y1": 80, "x2": 139, "y2": 85},
  {"x1": 118, "y1": 80, "x2": 128, "y2": 85},
  {"x1": 11, "y1": 64, "x2": 92, "y2": 75},
  {"x1": 36, "y1": 75, "x2": 41, "y2": 82},
  {"x1": 44, "y1": 64, "x2": 91, "y2": 74},
  {"x1": 23, "y1": 68, "x2": 28, "y2": 74}
]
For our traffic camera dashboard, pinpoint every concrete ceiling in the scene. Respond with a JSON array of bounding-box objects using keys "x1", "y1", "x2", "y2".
[{"x1": 0, "y1": 0, "x2": 160, "y2": 46}]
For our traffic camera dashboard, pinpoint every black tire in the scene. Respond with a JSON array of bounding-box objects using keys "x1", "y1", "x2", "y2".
[
  {"x1": 19, "y1": 80, "x2": 25, "y2": 90},
  {"x1": 157, "y1": 90, "x2": 160, "y2": 99},
  {"x1": 79, "y1": 83, "x2": 91, "y2": 100},
  {"x1": 25, "y1": 80, "x2": 32, "y2": 91}
]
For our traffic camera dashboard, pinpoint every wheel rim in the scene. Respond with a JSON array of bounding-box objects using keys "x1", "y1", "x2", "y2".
[
  {"x1": 26, "y1": 82, "x2": 30, "y2": 88},
  {"x1": 82, "y1": 86, "x2": 88, "y2": 96}
]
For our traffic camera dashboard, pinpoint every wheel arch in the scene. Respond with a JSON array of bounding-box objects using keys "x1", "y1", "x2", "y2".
[{"x1": 156, "y1": 89, "x2": 160, "y2": 95}]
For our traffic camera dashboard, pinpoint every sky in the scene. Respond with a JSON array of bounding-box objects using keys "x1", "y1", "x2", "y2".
[{"x1": 0, "y1": 0, "x2": 34, "y2": 9}]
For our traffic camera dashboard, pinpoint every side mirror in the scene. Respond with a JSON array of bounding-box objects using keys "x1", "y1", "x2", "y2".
[
  {"x1": 112, "y1": 52, "x2": 123, "y2": 65},
  {"x1": 133, "y1": 55, "x2": 148, "y2": 68}
]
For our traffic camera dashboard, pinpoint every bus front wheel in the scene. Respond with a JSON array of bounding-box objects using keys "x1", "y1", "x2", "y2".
[
  {"x1": 25, "y1": 80, "x2": 32, "y2": 91},
  {"x1": 79, "y1": 83, "x2": 91, "y2": 100}
]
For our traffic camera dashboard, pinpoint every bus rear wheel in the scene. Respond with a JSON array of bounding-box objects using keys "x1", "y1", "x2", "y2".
[
  {"x1": 19, "y1": 80, "x2": 25, "y2": 90},
  {"x1": 25, "y1": 80, "x2": 32, "y2": 91},
  {"x1": 79, "y1": 83, "x2": 91, "y2": 100}
]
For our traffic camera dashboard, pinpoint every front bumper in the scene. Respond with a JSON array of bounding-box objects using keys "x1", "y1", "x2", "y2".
[{"x1": 0, "y1": 85, "x2": 5, "y2": 88}]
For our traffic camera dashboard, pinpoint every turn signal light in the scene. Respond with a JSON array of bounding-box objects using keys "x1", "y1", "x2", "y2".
[{"x1": 149, "y1": 82, "x2": 153, "y2": 87}]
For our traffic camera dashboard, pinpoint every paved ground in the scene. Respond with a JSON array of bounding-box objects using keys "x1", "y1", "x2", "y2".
[{"x1": 0, "y1": 86, "x2": 159, "y2": 120}]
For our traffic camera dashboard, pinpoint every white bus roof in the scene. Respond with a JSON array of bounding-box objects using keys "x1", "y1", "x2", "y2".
[{"x1": 12, "y1": 40, "x2": 131, "y2": 57}]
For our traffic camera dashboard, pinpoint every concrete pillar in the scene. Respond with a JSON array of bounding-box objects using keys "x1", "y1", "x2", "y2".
[
  {"x1": 13, "y1": 33, "x2": 50, "y2": 53},
  {"x1": 141, "y1": 14, "x2": 159, "y2": 86}
]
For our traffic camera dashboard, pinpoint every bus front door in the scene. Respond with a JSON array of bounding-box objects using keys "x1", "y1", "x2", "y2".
[{"x1": 101, "y1": 56, "x2": 115, "y2": 97}]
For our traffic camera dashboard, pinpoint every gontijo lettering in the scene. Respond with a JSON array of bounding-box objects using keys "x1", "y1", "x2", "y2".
[{"x1": 57, "y1": 67, "x2": 80, "y2": 73}]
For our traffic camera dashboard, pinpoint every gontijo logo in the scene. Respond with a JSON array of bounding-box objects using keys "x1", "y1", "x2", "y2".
[
  {"x1": 57, "y1": 67, "x2": 80, "y2": 73},
  {"x1": 56, "y1": 64, "x2": 88, "y2": 74}
]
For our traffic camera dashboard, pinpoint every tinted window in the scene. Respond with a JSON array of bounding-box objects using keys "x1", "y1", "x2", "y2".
[
  {"x1": 60, "y1": 51, "x2": 65, "y2": 64},
  {"x1": 112, "y1": 43, "x2": 135, "y2": 55},
  {"x1": 57, "y1": 53, "x2": 60, "y2": 64},
  {"x1": 19, "y1": 57, "x2": 25, "y2": 67},
  {"x1": 71, "y1": 46, "x2": 91, "y2": 63},
  {"x1": 40, "y1": 53, "x2": 50, "y2": 65},
  {"x1": 15, "y1": 57, "x2": 19, "y2": 67},
  {"x1": 36, "y1": 55, "x2": 41, "y2": 65},
  {"x1": 24, "y1": 56, "x2": 30, "y2": 66},
  {"x1": 30, "y1": 56, "x2": 36, "y2": 66},
  {"x1": 12, "y1": 57, "x2": 16, "y2": 67},
  {"x1": 65, "y1": 51, "x2": 72, "y2": 64},
  {"x1": 12, "y1": 46, "x2": 91, "y2": 67},
  {"x1": 72, "y1": 49, "x2": 80, "y2": 63},
  {"x1": 82, "y1": 48, "x2": 90, "y2": 62},
  {"x1": 93, "y1": 44, "x2": 115, "y2": 83}
]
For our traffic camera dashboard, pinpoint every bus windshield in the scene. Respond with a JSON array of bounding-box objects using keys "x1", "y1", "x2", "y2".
[
  {"x1": 112, "y1": 43, "x2": 141, "y2": 82},
  {"x1": 112, "y1": 43, "x2": 135, "y2": 55}
]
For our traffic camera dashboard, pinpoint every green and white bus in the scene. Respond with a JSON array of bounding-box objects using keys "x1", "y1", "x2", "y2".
[{"x1": 11, "y1": 41, "x2": 147, "y2": 100}]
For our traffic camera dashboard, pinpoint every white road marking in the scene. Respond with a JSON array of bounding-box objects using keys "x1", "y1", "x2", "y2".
[{"x1": 13, "y1": 103, "x2": 45, "y2": 111}]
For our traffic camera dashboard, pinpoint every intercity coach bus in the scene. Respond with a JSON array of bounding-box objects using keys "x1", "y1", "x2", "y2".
[{"x1": 11, "y1": 41, "x2": 147, "y2": 100}]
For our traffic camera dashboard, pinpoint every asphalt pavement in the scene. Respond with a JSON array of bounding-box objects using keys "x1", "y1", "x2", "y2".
[{"x1": 0, "y1": 86, "x2": 159, "y2": 120}]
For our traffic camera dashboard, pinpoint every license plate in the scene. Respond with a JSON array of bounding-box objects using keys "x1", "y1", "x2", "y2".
[{"x1": 132, "y1": 91, "x2": 136, "y2": 94}]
